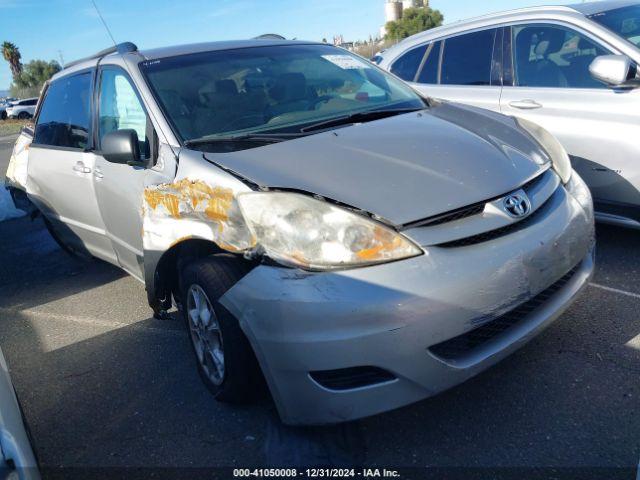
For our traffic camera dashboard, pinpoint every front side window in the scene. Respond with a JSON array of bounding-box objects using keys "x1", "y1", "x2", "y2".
[
  {"x1": 390, "y1": 44, "x2": 428, "y2": 81},
  {"x1": 141, "y1": 44, "x2": 425, "y2": 146},
  {"x1": 589, "y1": 5, "x2": 640, "y2": 49},
  {"x1": 34, "y1": 72, "x2": 92, "y2": 149},
  {"x1": 512, "y1": 24, "x2": 609, "y2": 88},
  {"x1": 441, "y1": 29, "x2": 497, "y2": 85},
  {"x1": 98, "y1": 68, "x2": 150, "y2": 158}
]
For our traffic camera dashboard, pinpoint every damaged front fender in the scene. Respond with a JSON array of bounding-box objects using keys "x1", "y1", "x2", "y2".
[{"x1": 142, "y1": 150, "x2": 257, "y2": 312}]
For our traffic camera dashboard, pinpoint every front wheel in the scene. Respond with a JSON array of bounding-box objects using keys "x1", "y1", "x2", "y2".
[
  {"x1": 180, "y1": 254, "x2": 262, "y2": 403},
  {"x1": 1, "y1": 111, "x2": 6, "y2": 120}
]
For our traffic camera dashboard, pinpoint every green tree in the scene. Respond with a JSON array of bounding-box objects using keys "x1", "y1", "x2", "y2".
[
  {"x1": 1, "y1": 41, "x2": 23, "y2": 78},
  {"x1": 385, "y1": 7, "x2": 444, "y2": 42},
  {"x1": 10, "y1": 59, "x2": 61, "y2": 98}
]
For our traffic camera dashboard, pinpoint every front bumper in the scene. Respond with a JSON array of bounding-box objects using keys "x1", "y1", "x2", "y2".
[{"x1": 221, "y1": 182, "x2": 595, "y2": 425}]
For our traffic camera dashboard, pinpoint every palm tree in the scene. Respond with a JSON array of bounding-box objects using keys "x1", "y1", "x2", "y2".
[{"x1": 2, "y1": 42, "x2": 23, "y2": 79}]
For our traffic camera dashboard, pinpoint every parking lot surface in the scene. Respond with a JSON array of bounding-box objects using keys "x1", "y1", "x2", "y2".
[{"x1": 0, "y1": 139, "x2": 639, "y2": 476}]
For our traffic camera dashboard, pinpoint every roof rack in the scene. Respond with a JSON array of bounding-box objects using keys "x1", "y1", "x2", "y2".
[
  {"x1": 64, "y1": 42, "x2": 138, "y2": 69},
  {"x1": 253, "y1": 34, "x2": 286, "y2": 40}
]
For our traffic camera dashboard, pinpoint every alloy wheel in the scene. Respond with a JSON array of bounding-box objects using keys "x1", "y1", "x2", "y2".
[{"x1": 186, "y1": 284, "x2": 225, "y2": 386}]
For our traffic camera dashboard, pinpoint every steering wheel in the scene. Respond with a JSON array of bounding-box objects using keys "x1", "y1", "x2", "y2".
[
  {"x1": 225, "y1": 114, "x2": 266, "y2": 130},
  {"x1": 309, "y1": 95, "x2": 333, "y2": 110}
]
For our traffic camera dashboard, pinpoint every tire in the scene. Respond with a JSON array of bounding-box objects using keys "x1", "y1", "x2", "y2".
[
  {"x1": 1, "y1": 111, "x2": 6, "y2": 120},
  {"x1": 180, "y1": 254, "x2": 263, "y2": 403},
  {"x1": 17, "y1": 111, "x2": 30, "y2": 120}
]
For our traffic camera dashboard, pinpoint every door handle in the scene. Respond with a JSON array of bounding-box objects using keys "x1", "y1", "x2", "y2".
[
  {"x1": 72, "y1": 161, "x2": 91, "y2": 174},
  {"x1": 509, "y1": 99, "x2": 542, "y2": 110}
]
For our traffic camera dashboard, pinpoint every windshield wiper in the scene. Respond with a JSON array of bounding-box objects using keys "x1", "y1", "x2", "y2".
[
  {"x1": 184, "y1": 132, "x2": 307, "y2": 148},
  {"x1": 300, "y1": 107, "x2": 424, "y2": 133}
]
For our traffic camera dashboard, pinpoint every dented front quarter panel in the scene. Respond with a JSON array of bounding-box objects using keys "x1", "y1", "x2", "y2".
[{"x1": 142, "y1": 148, "x2": 256, "y2": 309}]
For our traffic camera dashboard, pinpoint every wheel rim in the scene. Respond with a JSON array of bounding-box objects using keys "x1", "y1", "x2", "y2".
[{"x1": 186, "y1": 284, "x2": 225, "y2": 386}]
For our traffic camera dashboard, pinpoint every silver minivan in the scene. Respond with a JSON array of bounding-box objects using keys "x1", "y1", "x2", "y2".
[
  {"x1": 379, "y1": 0, "x2": 640, "y2": 229},
  {"x1": 6, "y1": 39, "x2": 594, "y2": 424}
]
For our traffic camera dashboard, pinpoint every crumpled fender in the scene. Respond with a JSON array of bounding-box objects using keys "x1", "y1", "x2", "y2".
[{"x1": 141, "y1": 148, "x2": 257, "y2": 312}]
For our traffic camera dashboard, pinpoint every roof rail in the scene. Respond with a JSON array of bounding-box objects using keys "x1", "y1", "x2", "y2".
[{"x1": 64, "y1": 42, "x2": 138, "y2": 69}]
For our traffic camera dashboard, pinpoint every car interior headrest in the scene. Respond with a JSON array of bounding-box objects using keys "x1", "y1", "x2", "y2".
[
  {"x1": 516, "y1": 29, "x2": 537, "y2": 62},
  {"x1": 540, "y1": 29, "x2": 566, "y2": 57},
  {"x1": 215, "y1": 79, "x2": 238, "y2": 95},
  {"x1": 270, "y1": 73, "x2": 307, "y2": 102}
]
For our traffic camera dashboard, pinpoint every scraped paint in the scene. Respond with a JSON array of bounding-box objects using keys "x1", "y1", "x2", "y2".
[{"x1": 142, "y1": 178, "x2": 256, "y2": 254}]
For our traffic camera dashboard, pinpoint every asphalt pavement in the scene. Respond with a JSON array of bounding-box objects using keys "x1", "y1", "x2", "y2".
[{"x1": 0, "y1": 135, "x2": 639, "y2": 477}]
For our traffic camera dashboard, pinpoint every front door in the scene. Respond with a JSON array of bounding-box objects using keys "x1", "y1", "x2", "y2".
[
  {"x1": 500, "y1": 22, "x2": 640, "y2": 220},
  {"x1": 92, "y1": 66, "x2": 156, "y2": 280},
  {"x1": 27, "y1": 70, "x2": 116, "y2": 262}
]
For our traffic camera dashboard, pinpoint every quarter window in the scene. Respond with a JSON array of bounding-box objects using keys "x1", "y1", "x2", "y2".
[
  {"x1": 390, "y1": 44, "x2": 428, "y2": 81},
  {"x1": 512, "y1": 24, "x2": 609, "y2": 88},
  {"x1": 34, "y1": 72, "x2": 92, "y2": 149},
  {"x1": 441, "y1": 29, "x2": 497, "y2": 85},
  {"x1": 98, "y1": 68, "x2": 150, "y2": 159}
]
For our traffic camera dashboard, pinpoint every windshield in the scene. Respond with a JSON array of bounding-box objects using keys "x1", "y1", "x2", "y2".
[
  {"x1": 140, "y1": 44, "x2": 425, "y2": 145},
  {"x1": 590, "y1": 5, "x2": 640, "y2": 48}
]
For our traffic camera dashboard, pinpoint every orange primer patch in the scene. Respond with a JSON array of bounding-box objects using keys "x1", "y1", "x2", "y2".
[{"x1": 144, "y1": 179, "x2": 234, "y2": 221}]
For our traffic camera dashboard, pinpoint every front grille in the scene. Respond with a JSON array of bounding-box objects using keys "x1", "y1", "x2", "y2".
[
  {"x1": 435, "y1": 200, "x2": 548, "y2": 248},
  {"x1": 428, "y1": 264, "x2": 580, "y2": 362},
  {"x1": 403, "y1": 169, "x2": 551, "y2": 231},
  {"x1": 409, "y1": 203, "x2": 486, "y2": 228},
  {"x1": 309, "y1": 366, "x2": 396, "y2": 391}
]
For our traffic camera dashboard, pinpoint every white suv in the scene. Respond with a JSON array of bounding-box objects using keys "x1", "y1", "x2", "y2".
[
  {"x1": 379, "y1": 0, "x2": 640, "y2": 229},
  {"x1": 6, "y1": 98, "x2": 38, "y2": 119}
]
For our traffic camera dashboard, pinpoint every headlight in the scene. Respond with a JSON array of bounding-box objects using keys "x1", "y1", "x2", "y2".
[
  {"x1": 515, "y1": 117, "x2": 572, "y2": 184},
  {"x1": 566, "y1": 170, "x2": 593, "y2": 215},
  {"x1": 237, "y1": 192, "x2": 422, "y2": 270}
]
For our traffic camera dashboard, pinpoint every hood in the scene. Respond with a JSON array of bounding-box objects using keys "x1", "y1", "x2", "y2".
[{"x1": 203, "y1": 102, "x2": 550, "y2": 225}]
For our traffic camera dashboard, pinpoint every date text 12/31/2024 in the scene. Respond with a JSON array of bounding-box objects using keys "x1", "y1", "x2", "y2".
[{"x1": 233, "y1": 468, "x2": 402, "y2": 478}]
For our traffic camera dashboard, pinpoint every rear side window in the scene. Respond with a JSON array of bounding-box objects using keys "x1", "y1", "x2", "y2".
[
  {"x1": 34, "y1": 72, "x2": 92, "y2": 149},
  {"x1": 390, "y1": 44, "x2": 428, "y2": 81},
  {"x1": 441, "y1": 29, "x2": 497, "y2": 85},
  {"x1": 416, "y1": 41, "x2": 441, "y2": 84},
  {"x1": 23, "y1": 99, "x2": 37, "y2": 106}
]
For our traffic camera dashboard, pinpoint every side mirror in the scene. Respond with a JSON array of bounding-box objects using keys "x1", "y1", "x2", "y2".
[
  {"x1": 101, "y1": 129, "x2": 143, "y2": 166},
  {"x1": 589, "y1": 54, "x2": 639, "y2": 88}
]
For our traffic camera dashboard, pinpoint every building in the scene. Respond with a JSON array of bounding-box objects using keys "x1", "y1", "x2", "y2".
[
  {"x1": 381, "y1": 0, "x2": 429, "y2": 38},
  {"x1": 402, "y1": 0, "x2": 425, "y2": 10},
  {"x1": 384, "y1": 0, "x2": 403, "y2": 24}
]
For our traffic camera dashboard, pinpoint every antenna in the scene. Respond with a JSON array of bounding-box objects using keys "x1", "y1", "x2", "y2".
[{"x1": 91, "y1": 0, "x2": 117, "y2": 46}]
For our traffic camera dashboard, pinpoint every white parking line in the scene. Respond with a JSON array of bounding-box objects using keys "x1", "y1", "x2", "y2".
[
  {"x1": 589, "y1": 283, "x2": 640, "y2": 300},
  {"x1": 0, "y1": 307, "x2": 183, "y2": 338}
]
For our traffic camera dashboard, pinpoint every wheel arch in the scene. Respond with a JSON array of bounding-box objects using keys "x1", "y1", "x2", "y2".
[{"x1": 145, "y1": 236, "x2": 254, "y2": 315}]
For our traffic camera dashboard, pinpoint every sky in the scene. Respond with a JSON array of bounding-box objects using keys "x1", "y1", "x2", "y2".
[{"x1": 0, "y1": 0, "x2": 579, "y2": 91}]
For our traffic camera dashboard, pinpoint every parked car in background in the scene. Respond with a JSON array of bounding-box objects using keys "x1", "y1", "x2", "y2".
[
  {"x1": 6, "y1": 98, "x2": 38, "y2": 119},
  {"x1": 379, "y1": 0, "x2": 640, "y2": 229},
  {"x1": 0, "y1": 347, "x2": 39, "y2": 479},
  {"x1": 6, "y1": 40, "x2": 594, "y2": 424}
]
